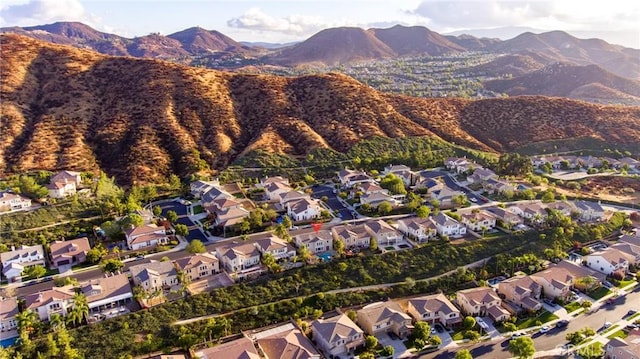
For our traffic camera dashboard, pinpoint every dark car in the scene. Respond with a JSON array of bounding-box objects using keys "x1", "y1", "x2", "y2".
[
  {"x1": 556, "y1": 320, "x2": 569, "y2": 328},
  {"x1": 627, "y1": 310, "x2": 637, "y2": 316}
]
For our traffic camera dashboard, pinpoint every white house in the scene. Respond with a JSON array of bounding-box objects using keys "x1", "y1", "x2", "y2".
[
  {"x1": 396, "y1": 217, "x2": 438, "y2": 242},
  {"x1": 433, "y1": 213, "x2": 466, "y2": 237},
  {"x1": 364, "y1": 219, "x2": 403, "y2": 246},
  {"x1": 189, "y1": 180, "x2": 219, "y2": 199},
  {"x1": 287, "y1": 197, "x2": 321, "y2": 221},
  {"x1": 215, "y1": 242, "x2": 262, "y2": 273},
  {"x1": 173, "y1": 253, "x2": 220, "y2": 282},
  {"x1": 573, "y1": 201, "x2": 606, "y2": 222},
  {"x1": 530, "y1": 267, "x2": 575, "y2": 299},
  {"x1": 264, "y1": 181, "x2": 293, "y2": 202},
  {"x1": 254, "y1": 235, "x2": 296, "y2": 260},
  {"x1": 129, "y1": 261, "x2": 179, "y2": 292},
  {"x1": 455, "y1": 287, "x2": 510, "y2": 322},
  {"x1": 125, "y1": 224, "x2": 168, "y2": 250},
  {"x1": 331, "y1": 224, "x2": 371, "y2": 248},
  {"x1": 50, "y1": 171, "x2": 82, "y2": 187},
  {"x1": 46, "y1": 180, "x2": 76, "y2": 199},
  {"x1": 0, "y1": 191, "x2": 31, "y2": 212},
  {"x1": 81, "y1": 273, "x2": 133, "y2": 314},
  {"x1": 311, "y1": 314, "x2": 365, "y2": 356},
  {"x1": 0, "y1": 297, "x2": 19, "y2": 335},
  {"x1": 23, "y1": 287, "x2": 75, "y2": 321},
  {"x1": 1, "y1": 244, "x2": 45, "y2": 283},
  {"x1": 407, "y1": 293, "x2": 461, "y2": 328},
  {"x1": 460, "y1": 210, "x2": 497, "y2": 232},
  {"x1": 337, "y1": 169, "x2": 374, "y2": 188},
  {"x1": 586, "y1": 248, "x2": 634, "y2": 276},
  {"x1": 294, "y1": 230, "x2": 333, "y2": 254}
]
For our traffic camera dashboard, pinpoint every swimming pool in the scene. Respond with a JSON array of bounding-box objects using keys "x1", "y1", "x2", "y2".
[
  {"x1": 317, "y1": 252, "x2": 332, "y2": 262},
  {"x1": 0, "y1": 336, "x2": 17, "y2": 348}
]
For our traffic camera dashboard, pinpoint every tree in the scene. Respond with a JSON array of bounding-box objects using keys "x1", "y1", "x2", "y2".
[
  {"x1": 67, "y1": 293, "x2": 89, "y2": 327},
  {"x1": 455, "y1": 349, "x2": 473, "y2": 359},
  {"x1": 503, "y1": 322, "x2": 517, "y2": 332},
  {"x1": 360, "y1": 353, "x2": 375, "y2": 359},
  {"x1": 175, "y1": 223, "x2": 189, "y2": 237},
  {"x1": 365, "y1": 335, "x2": 378, "y2": 350},
  {"x1": 413, "y1": 321, "x2": 431, "y2": 342},
  {"x1": 166, "y1": 210, "x2": 179, "y2": 223},
  {"x1": 23, "y1": 265, "x2": 47, "y2": 279},
  {"x1": 238, "y1": 218, "x2": 251, "y2": 234},
  {"x1": 416, "y1": 205, "x2": 431, "y2": 218},
  {"x1": 86, "y1": 243, "x2": 108, "y2": 264},
  {"x1": 185, "y1": 239, "x2": 206, "y2": 254},
  {"x1": 18, "y1": 175, "x2": 49, "y2": 199},
  {"x1": 282, "y1": 215, "x2": 293, "y2": 229},
  {"x1": 101, "y1": 258, "x2": 124, "y2": 274},
  {"x1": 378, "y1": 201, "x2": 392, "y2": 215},
  {"x1": 541, "y1": 190, "x2": 555, "y2": 203},
  {"x1": 152, "y1": 205, "x2": 162, "y2": 217},
  {"x1": 463, "y1": 316, "x2": 476, "y2": 330},
  {"x1": 334, "y1": 238, "x2": 345, "y2": 256},
  {"x1": 381, "y1": 345, "x2": 394, "y2": 357},
  {"x1": 509, "y1": 336, "x2": 535, "y2": 359},
  {"x1": 369, "y1": 237, "x2": 378, "y2": 251}
]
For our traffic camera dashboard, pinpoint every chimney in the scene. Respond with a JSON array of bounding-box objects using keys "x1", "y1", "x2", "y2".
[{"x1": 36, "y1": 293, "x2": 43, "y2": 302}]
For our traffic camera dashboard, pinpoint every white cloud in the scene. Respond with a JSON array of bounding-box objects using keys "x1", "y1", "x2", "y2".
[
  {"x1": 0, "y1": 0, "x2": 97, "y2": 27},
  {"x1": 227, "y1": 7, "x2": 352, "y2": 37}
]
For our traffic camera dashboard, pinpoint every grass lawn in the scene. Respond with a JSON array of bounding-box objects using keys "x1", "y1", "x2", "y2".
[
  {"x1": 482, "y1": 232, "x2": 507, "y2": 239},
  {"x1": 601, "y1": 325, "x2": 620, "y2": 336},
  {"x1": 615, "y1": 279, "x2": 636, "y2": 288},
  {"x1": 607, "y1": 329, "x2": 628, "y2": 340},
  {"x1": 563, "y1": 301, "x2": 582, "y2": 313},
  {"x1": 193, "y1": 205, "x2": 204, "y2": 214},
  {"x1": 451, "y1": 329, "x2": 466, "y2": 341},
  {"x1": 629, "y1": 312, "x2": 640, "y2": 322},
  {"x1": 587, "y1": 287, "x2": 612, "y2": 300},
  {"x1": 516, "y1": 311, "x2": 559, "y2": 330}
]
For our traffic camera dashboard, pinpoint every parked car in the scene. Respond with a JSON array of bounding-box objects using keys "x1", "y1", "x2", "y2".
[
  {"x1": 510, "y1": 332, "x2": 523, "y2": 339},
  {"x1": 556, "y1": 320, "x2": 569, "y2": 328},
  {"x1": 627, "y1": 310, "x2": 637, "y2": 316},
  {"x1": 539, "y1": 326, "x2": 550, "y2": 333},
  {"x1": 543, "y1": 298, "x2": 555, "y2": 306},
  {"x1": 604, "y1": 322, "x2": 613, "y2": 329}
]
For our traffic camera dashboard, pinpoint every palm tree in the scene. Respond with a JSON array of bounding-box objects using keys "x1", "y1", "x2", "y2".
[
  {"x1": 204, "y1": 318, "x2": 217, "y2": 342},
  {"x1": 67, "y1": 293, "x2": 89, "y2": 327},
  {"x1": 217, "y1": 316, "x2": 232, "y2": 337},
  {"x1": 49, "y1": 313, "x2": 64, "y2": 331},
  {"x1": 16, "y1": 309, "x2": 39, "y2": 334}
]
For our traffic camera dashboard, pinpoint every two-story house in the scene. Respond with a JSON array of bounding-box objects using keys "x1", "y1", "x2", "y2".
[
  {"x1": 49, "y1": 237, "x2": 91, "y2": 268},
  {"x1": 530, "y1": 267, "x2": 575, "y2": 299},
  {"x1": 129, "y1": 261, "x2": 179, "y2": 292},
  {"x1": 81, "y1": 273, "x2": 133, "y2": 315},
  {"x1": 0, "y1": 191, "x2": 32, "y2": 212},
  {"x1": 194, "y1": 336, "x2": 260, "y2": 359},
  {"x1": 586, "y1": 247, "x2": 635, "y2": 276},
  {"x1": 605, "y1": 330, "x2": 640, "y2": 359},
  {"x1": 467, "y1": 168, "x2": 497, "y2": 184},
  {"x1": 497, "y1": 276, "x2": 542, "y2": 313},
  {"x1": 0, "y1": 244, "x2": 45, "y2": 283},
  {"x1": 215, "y1": 242, "x2": 262, "y2": 273},
  {"x1": 254, "y1": 235, "x2": 296, "y2": 260},
  {"x1": 433, "y1": 213, "x2": 467, "y2": 238},
  {"x1": 287, "y1": 197, "x2": 322, "y2": 221},
  {"x1": 173, "y1": 253, "x2": 220, "y2": 282},
  {"x1": 189, "y1": 180, "x2": 219, "y2": 199},
  {"x1": 407, "y1": 293, "x2": 462, "y2": 328},
  {"x1": 294, "y1": 230, "x2": 333, "y2": 254},
  {"x1": 364, "y1": 219, "x2": 403, "y2": 246},
  {"x1": 47, "y1": 171, "x2": 81, "y2": 198},
  {"x1": 456, "y1": 287, "x2": 510, "y2": 322},
  {"x1": 264, "y1": 181, "x2": 293, "y2": 202},
  {"x1": 125, "y1": 224, "x2": 168, "y2": 251},
  {"x1": 331, "y1": 224, "x2": 371, "y2": 249},
  {"x1": 460, "y1": 210, "x2": 497, "y2": 232},
  {"x1": 357, "y1": 301, "x2": 413, "y2": 338},
  {"x1": 431, "y1": 186, "x2": 465, "y2": 208},
  {"x1": 255, "y1": 326, "x2": 320, "y2": 359},
  {"x1": 396, "y1": 217, "x2": 438, "y2": 243},
  {"x1": 574, "y1": 201, "x2": 606, "y2": 222},
  {"x1": 23, "y1": 287, "x2": 75, "y2": 321},
  {"x1": 337, "y1": 169, "x2": 374, "y2": 188},
  {"x1": 486, "y1": 207, "x2": 523, "y2": 229},
  {"x1": 507, "y1": 203, "x2": 547, "y2": 225},
  {"x1": 444, "y1": 157, "x2": 470, "y2": 173},
  {"x1": 0, "y1": 297, "x2": 19, "y2": 336},
  {"x1": 311, "y1": 314, "x2": 365, "y2": 356}
]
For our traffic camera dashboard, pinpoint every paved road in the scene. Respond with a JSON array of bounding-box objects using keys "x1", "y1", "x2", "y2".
[
  {"x1": 422, "y1": 288, "x2": 640, "y2": 359},
  {"x1": 158, "y1": 201, "x2": 210, "y2": 243},
  {"x1": 418, "y1": 170, "x2": 487, "y2": 204},
  {"x1": 310, "y1": 184, "x2": 356, "y2": 221}
]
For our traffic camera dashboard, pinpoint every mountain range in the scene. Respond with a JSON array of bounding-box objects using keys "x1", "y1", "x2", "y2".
[{"x1": 2, "y1": 34, "x2": 639, "y2": 185}]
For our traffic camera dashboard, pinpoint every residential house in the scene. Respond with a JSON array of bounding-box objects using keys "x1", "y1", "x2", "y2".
[
  {"x1": 254, "y1": 235, "x2": 296, "y2": 260},
  {"x1": 81, "y1": 273, "x2": 133, "y2": 314},
  {"x1": 619, "y1": 157, "x2": 640, "y2": 170},
  {"x1": 0, "y1": 297, "x2": 19, "y2": 335},
  {"x1": 467, "y1": 168, "x2": 497, "y2": 184},
  {"x1": 215, "y1": 242, "x2": 262, "y2": 273},
  {"x1": 586, "y1": 248, "x2": 635, "y2": 276},
  {"x1": 413, "y1": 176, "x2": 444, "y2": 195},
  {"x1": 46, "y1": 179, "x2": 77, "y2": 199},
  {"x1": 396, "y1": 217, "x2": 438, "y2": 242},
  {"x1": 487, "y1": 207, "x2": 524, "y2": 229},
  {"x1": 497, "y1": 276, "x2": 542, "y2": 313},
  {"x1": 311, "y1": 314, "x2": 365, "y2": 356},
  {"x1": 611, "y1": 242, "x2": 640, "y2": 263},
  {"x1": 337, "y1": 169, "x2": 374, "y2": 188},
  {"x1": 363, "y1": 220, "x2": 400, "y2": 246},
  {"x1": 50, "y1": 171, "x2": 82, "y2": 187},
  {"x1": 546, "y1": 201, "x2": 576, "y2": 217},
  {"x1": 455, "y1": 287, "x2": 510, "y2": 322},
  {"x1": 605, "y1": 330, "x2": 640, "y2": 359},
  {"x1": 287, "y1": 197, "x2": 322, "y2": 221},
  {"x1": 482, "y1": 178, "x2": 516, "y2": 195},
  {"x1": 129, "y1": 261, "x2": 179, "y2": 292},
  {"x1": 530, "y1": 267, "x2": 575, "y2": 299},
  {"x1": 264, "y1": 181, "x2": 293, "y2": 202},
  {"x1": 258, "y1": 176, "x2": 290, "y2": 189},
  {"x1": 214, "y1": 206, "x2": 251, "y2": 228},
  {"x1": 554, "y1": 260, "x2": 606, "y2": 290},
  {"x1": 189, "y1": 180, "x2": 219, "y2": 199},
  {"x1": 383, "y1": 164, "x2": 415, "y2": 186},
  {"x1": 622, "y1": 234, "x2": 640, "y2": 247},
  {"x1": 573, "y1": 201, "x2": 606, "y2": 222},
  {"x1": 433, "y1": 213, "x2": 467, "y2": 238},
  {"x1": 200, "y1": 186, "x2": 234, "y2": 208},
  {"x1": 460, "y1": 210, "x2": 496, "y2": 232},
  {"x1": 431, "y1": 186, "x2": 465, "y2": 208},
  {"x1": 23, "y1": 287, "x2": 75, "y2": 321},
  {"x1": 49, "y1": 237, "x2": 91, "y2": 268},
  {"x1": 0, "y1": 244, "x2": 45, "y2": 283},
  {"x1": 357, "y1": 301, "x2": 413, "y2": 338},
  {"x1": 407, "y1": 293, "x2": 462, "y2": 328},
  {"x1": 444, "y1": 157, "x2": 470, "y2": 174},
  {"x1": 359, "y1": 192, "x2": 400, "y2": 208},
  {"x1": 294, "y1": 230, "x2": 333, "y2": 254},
  {"x1": 125, "y1": 224, "x2": 168, "y2": 251},
  {"x1": 0, "y1": 191, "x2": 31, "y2": 212},
  {"x1": 331, "y1": 224, "x2": 371, "y2": 249},
  {"x1": 174, "y1": 253, "x2": 220, "y2": 282},
  {"x1": 205, "y1": 197, "x2": 243, "y2": 214},
  {"x1": 507, "y1": 202, "x2": 547, "y2": 224},
  {"x1": 194, "y1": 336, "x2": 260, "y2": 359},
  {"x1": 255, "y1": 326, "x2": 321, "y2": 359}
]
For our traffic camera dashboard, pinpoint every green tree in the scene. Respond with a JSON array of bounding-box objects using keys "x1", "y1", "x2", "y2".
[
  {"x1": 19, "y1": 175, "x2": 49, "y2": 199},
  {"x1": 23, "y1": 264, "x2": 47, "y2": 279},
  {"x1": 365, "y1": 335, "x2": 378, "y2": 350},
  {"x1": 166, "y1": 210, "x2": 179, "y2": 223},
  {"x1": 463, "y1": 316, "x2": 476, "y2": 330},
  {"x1": 86, "y1": 243, "x2": 108, "y2": 264},
  {"x1": 381, "y1": 345, "x2": 394, "y2": 357},
  {"x1": 334, "y1": 238, "x2": 345, "y2": 256},
  {"x1": 186, "y1": 239, "x2": 206, "y2": 254},
  {"x1": 413, "y1": 321, "x2": 431, "y2": 341},
  {"x1": 509, "y1": 336, "x2": 535, "y2": 359},
  {"x1": 455, "y1": 349, "x2": 473, "y2": 359},
  {"x1": 67, "y1": 293, "x2": 89, "y2": 327},
  {"x1": 541, "y1": 190, "x2": 555, "y2": 203},
  {"x1": 416, "y1": 205, "x2": 431, "y2": 218},
  {"x1": 369, "y1": 237, "x2": 378, "y2": 251},
  {"x1": 101, "y1": 258, "x2": 124, "y2": 274},
  {"x1": 282, "y1": 215, "x2": 293, "y2": 229},
  {"x1": 378, "y1": 201, "x2": 393, "y2": 215},
  {"x1": 360, "y1": 353, "x2": 375, "y2": 359},
  {"x1": 174, "y1": 223, "x2": 190, "y2": 237},
  {"x1": 239, "y1": 218, "x2": 251, "y2": 234},
  {"x1": 152, "y1": 205, "x2": 162, "y2": 217}
]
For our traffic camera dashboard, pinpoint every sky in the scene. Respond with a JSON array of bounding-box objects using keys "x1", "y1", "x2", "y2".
[{"x1": 0, "y1": 0, "x2": 638, "y2": 48}]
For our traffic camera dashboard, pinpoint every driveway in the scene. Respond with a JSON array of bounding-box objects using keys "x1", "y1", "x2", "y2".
[
  {"x1": 158, "y1": 201, "x2": 210, "y2": 243},
  {"x1": 377, "y1": 333, "x2": 413, "y2": 358},
  {"x1": 310, "y1": 185, "x2": 356, "y2": 221}
]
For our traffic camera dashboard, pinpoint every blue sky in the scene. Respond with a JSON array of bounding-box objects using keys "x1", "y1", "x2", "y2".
[{"x1": 1, "y1": 0, "x2": 638, "y2": 48}]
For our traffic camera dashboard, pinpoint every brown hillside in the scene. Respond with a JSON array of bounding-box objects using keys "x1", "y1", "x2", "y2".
[
  {"x1": 466, "y1": 51, "x2": 553, "y2": 77},
  {"x1": 368, "y1": 25, "x2": 465, "y2": 56},
  {"x1": 266, "y1": 27, "x2": 396, "y2": 66},
  {"x1": 167, "y1": 27, "x2": 254, "y2": 55},
  {"x1": 2, "y1": 34, "x2": 639, "y2": 185}
]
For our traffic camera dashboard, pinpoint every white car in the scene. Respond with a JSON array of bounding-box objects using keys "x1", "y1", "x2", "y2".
[
  {"x1": 604, "y1": 322, "x2": 613, "y2": 329},
  {"x1": 539, "y1": 326, "x2": 550, "y2": 333},
  {"x1": 470, "y1": 197, "x2": 478, "y2": 203}
]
